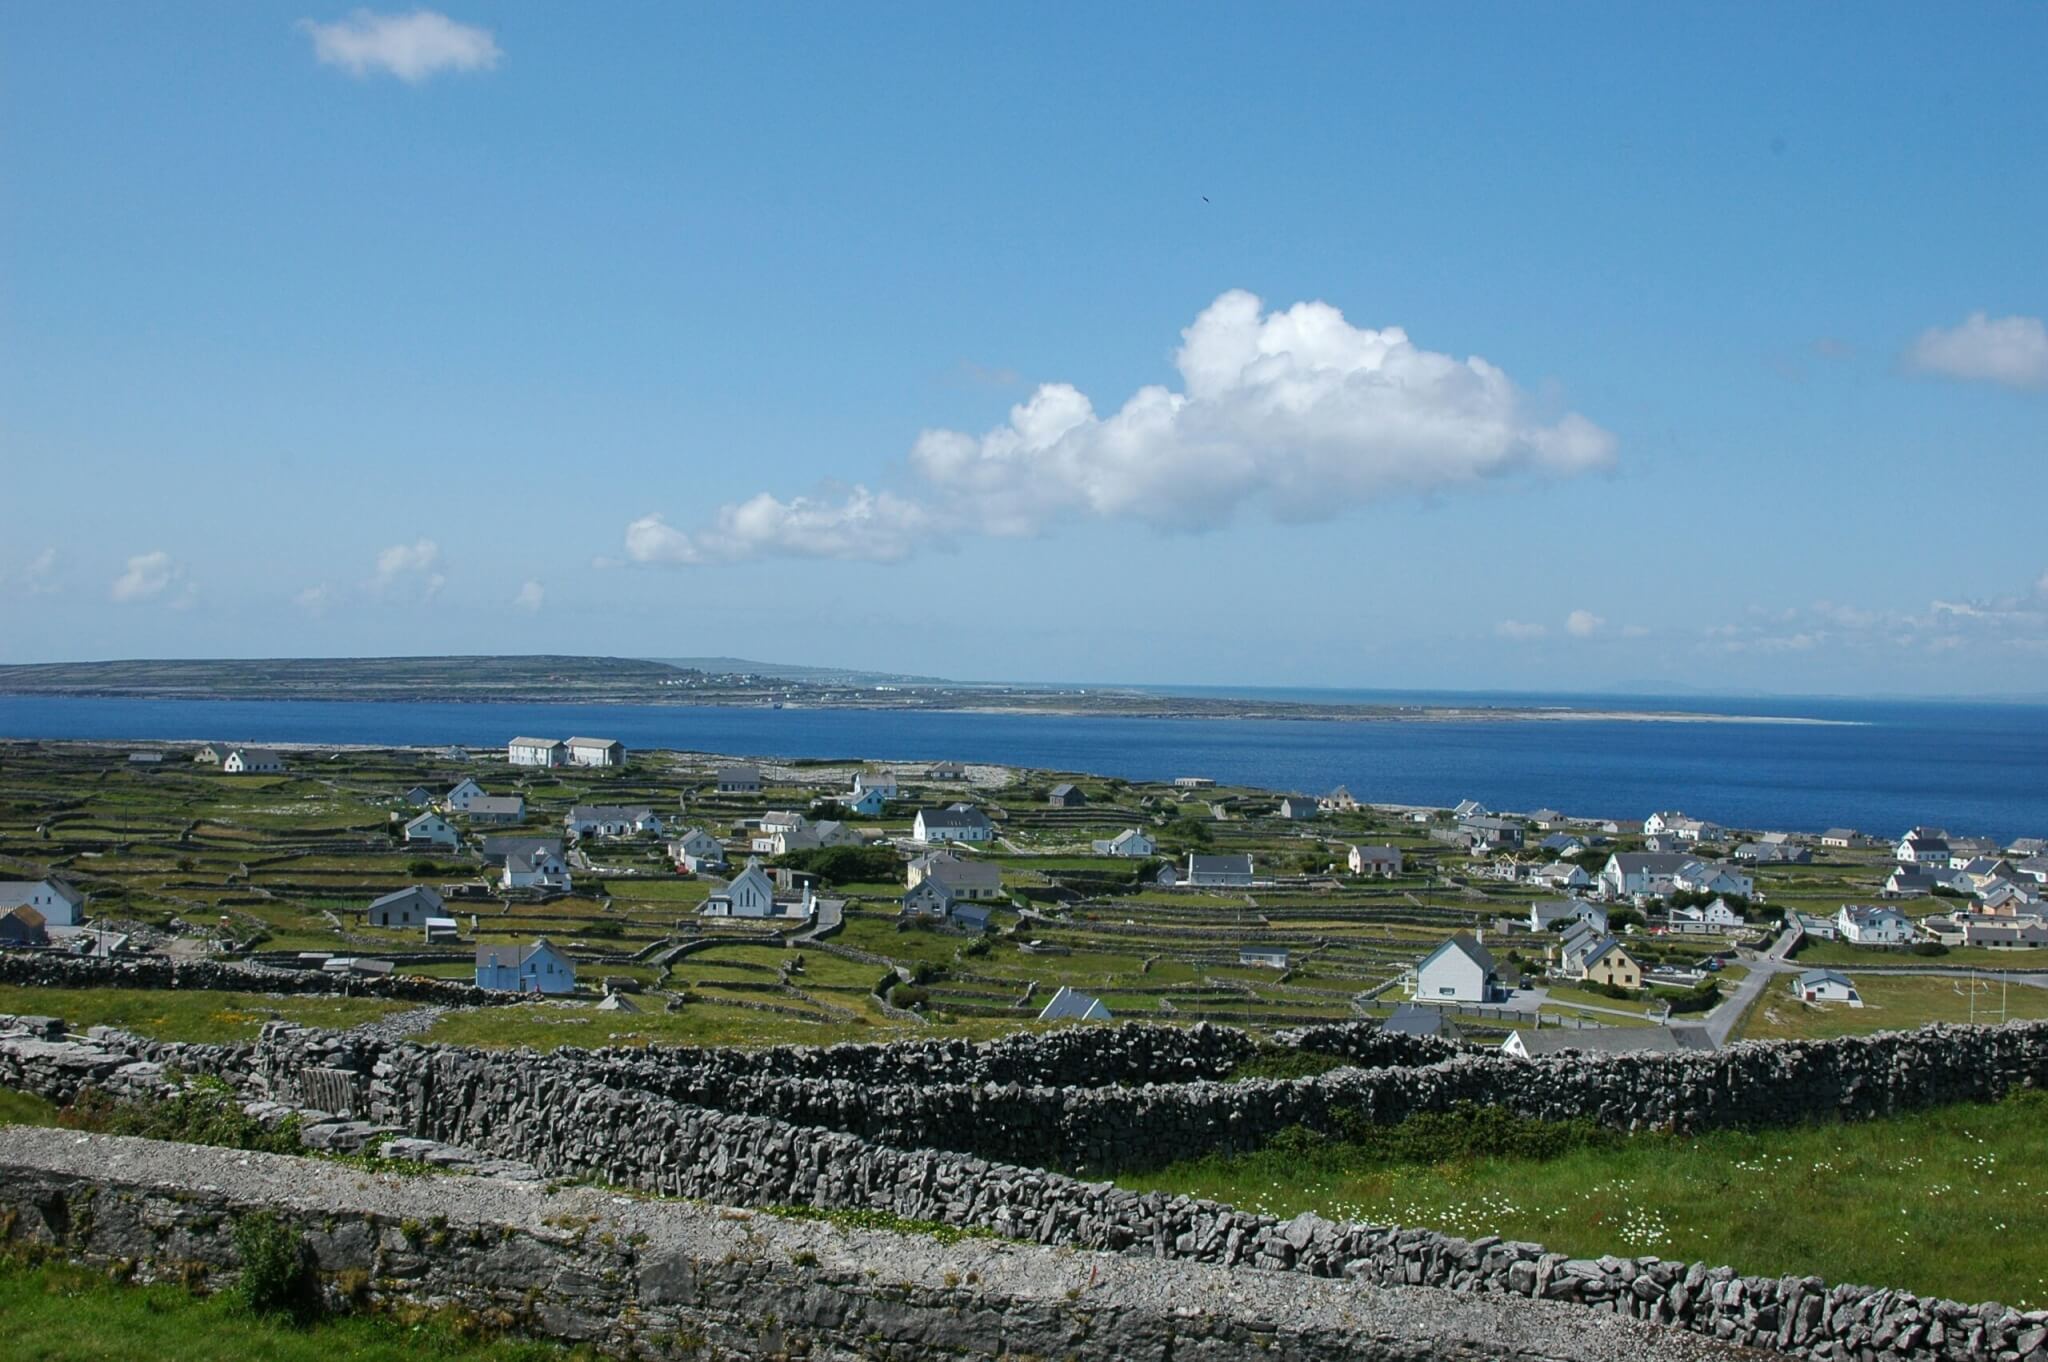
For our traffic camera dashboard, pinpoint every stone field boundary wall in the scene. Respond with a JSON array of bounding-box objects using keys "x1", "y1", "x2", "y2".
[
  {"x1": 0, "y1": 950, "x2": 515, "y2": 1007},
  {"x1": 0, "y1": 1127, "x2": 1751, "y2": 1362},
  {"x1": 7, "y1": 1016, "x2": 2048, "y2": 1360}
]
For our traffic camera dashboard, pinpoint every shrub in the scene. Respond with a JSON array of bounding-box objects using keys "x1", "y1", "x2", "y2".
[
  {"x1": 232, "y1": 1212, "x2": 314, "y2": 1317},
  {"x1": 60, "y1": 1077, "x2": 302, "y2": 1155},
  {"x1": 407, "y1": 859, "x2": 441, "y2": 877}
]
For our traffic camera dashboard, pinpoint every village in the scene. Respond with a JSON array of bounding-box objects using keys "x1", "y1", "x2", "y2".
[{"x1": 4, "y1": 735, "x2": 2044, "y2": 1057}]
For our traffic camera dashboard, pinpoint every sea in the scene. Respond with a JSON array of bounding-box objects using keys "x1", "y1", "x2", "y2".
[{"x1": 4, "y1": 691, "x2": 2047, "y2": 844}]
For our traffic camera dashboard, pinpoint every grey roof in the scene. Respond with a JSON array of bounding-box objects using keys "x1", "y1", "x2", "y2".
[
  {"x1": 476, "y1": 938, "x2": 573, "y2": 969},
  {"x1": 1425, "y1": 933, "x2": 1497, "y2": 976},
  {"x1": 0, "y1": 878, "x2": 82, "y2": 906},
  {"x1": 717, "y1": 764, "x2": 761, "y2": 779},
  {"x1": 1798, "y1": 968, "x2": 1855, "y2": 988},
  {"x1": 1608, "y1": 852, "x2": 1699, "y2": 874},
  {"x1": 481, "y1": 835, "x2": 564, "y2": 861},
  {"x1": 566, "y1": 736, "x2": 621, "y2": 748},
  {"x1": 1187, "y1": 853, "x2": 1255, "y2": 876},
  {"x1": 1508, "y1": 1025, "x2": 1713, "y2": 1057},
  {"x1": 1049, "y1": 783, "x2": 1080, "y2": 797},
  {"x1": 925, "y1": 858, "x2": 1001, "y2": 891},
  {"x1": 1037, "y1": 985, "x2": 1110, "y2": 1022},
  {"x1": 368, "y1": 885, "x2": 443, "y2": 912},
  {"x1": 464, "y1": 796, "x2": 525, "y2": 815},
  {"x1": 1823, "y1": 828, "x2": 1859, "y2": 839},
  {"x1": 509, "y1": 737, "x2": 564, "y2": 748},
  {"x1": 569, "y1": 804, "x2": 654, "y2": 821},
  {"x1": 919, "y1": 804, "x2": 992, "y2": 828},
  {"x1": 1380, "y1": 1002, "x2": 1448, "y2": 1038}
]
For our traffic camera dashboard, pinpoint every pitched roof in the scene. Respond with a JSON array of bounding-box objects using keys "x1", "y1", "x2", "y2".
[
  {"x1": 1507, "y1": 1025, "x2": 1713, "y2": 1057},
  {"x1": 919, "y1": 804, "x2": 991, "y2": 828},
  {"x1": 1036, "y1": 985, "x2": 1110, "y2": 1022},
  {"x1": 509, "y1": 737, "x2": 564, "y2": 748},
  {"x1": 476, "y1": 938, "x2": 573, "y2": 969},
  {"x1": 1422, "y1": 933, "x2": 1496, "y2": 976},
  {"x1": 1187, "y1": 853, "x2": 1255, "y2": 876},
  {"x1": 0, "y1": 879, "x2": 83, "y2": 907}
]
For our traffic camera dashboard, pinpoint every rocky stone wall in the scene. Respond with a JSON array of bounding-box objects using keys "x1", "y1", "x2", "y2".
[
  {"x1": 0, "y1": 1127, "x2": 1750, "y2": 1362},
  {"x1": 6, "y1": 1016, "x2": 2048, "y2": 1360},
  {"x1": 0, "y1": 949, "x2": 511, "y2": 1007}
]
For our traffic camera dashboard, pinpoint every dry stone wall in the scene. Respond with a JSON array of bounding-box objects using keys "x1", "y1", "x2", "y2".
[
  {"x1": 0, "y1": 1127, "x2": 1753, "y2": 1362},
  {"x1": 0, "y1": 950, "x2": 510, "y2": 1007}
]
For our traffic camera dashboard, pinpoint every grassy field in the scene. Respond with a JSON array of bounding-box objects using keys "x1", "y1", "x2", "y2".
[
  {"x1": 0, "y1": 1259, "x2": 584, "y2": 1362},
  {"x1": 1790, "y1": 938, "x2": 2038, "y2": 970},
  {"x1": 1123, "y1": 1092, "x2": 2048, "y2": 1309},
  {"x1": 1735, "y1": 975, "x2": 2048, "y2": 1041},
  {"x1": 0, "y1": 986, "x2": 410, "y2": 1044}
]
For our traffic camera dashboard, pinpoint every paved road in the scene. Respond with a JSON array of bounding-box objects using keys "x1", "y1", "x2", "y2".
[{"x1": 1704, "y1": 925, "x2": 1800, "y2": 1045}]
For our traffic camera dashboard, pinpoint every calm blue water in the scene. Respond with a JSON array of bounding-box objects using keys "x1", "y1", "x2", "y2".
[{"x1": 4, "y1": 694, "x2": 2046, "y2": 843}]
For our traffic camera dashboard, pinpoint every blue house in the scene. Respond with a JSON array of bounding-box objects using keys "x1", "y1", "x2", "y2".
[
  {"x1": 475, "y1": 938, "x2": 577, "y2": 995},
  {"x1": 847, "y1": 786, "x2": 887, "y2": 816}
]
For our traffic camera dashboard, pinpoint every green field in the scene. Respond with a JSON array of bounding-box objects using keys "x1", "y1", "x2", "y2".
[
  {"x1": 0, "y1": 987, "x2": 409, "y2": 1044},
  {"x1": 1736, "y1": 975, "x2": 2048, "y2": 1041},
  {"x1": 0, "y1": 1259, "x2": 583, "y2": 1362},
  {"x1": 1124, "y1": 1092, "x2": 2048, "y2": 1309}
]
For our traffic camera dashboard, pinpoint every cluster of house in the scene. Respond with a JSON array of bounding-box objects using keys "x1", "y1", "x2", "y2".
[
  {"x1": 192, "y1": 742, "x2": 286, "y2": 774},
  {"x1": 697, "y1": 856, "x2": 826, "y2": 920},
  {"x1": 900, "y1": 850, "x2": 1004, "y2": 930},
  {"x1": 507, "y1": 736, "x2": 626, "y2": 768}
]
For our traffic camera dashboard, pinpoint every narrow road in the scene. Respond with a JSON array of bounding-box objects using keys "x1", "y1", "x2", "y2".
[{"x1": 1704, "y1": 925, "x2": 1799, "y2": 1045}]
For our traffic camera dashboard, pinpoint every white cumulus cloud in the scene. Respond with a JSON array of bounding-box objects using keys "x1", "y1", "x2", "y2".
[
  {"x1": 1495, "y1": 620, "x2": 1548, "y2": 641},
  {"x1": 301, "y1": 8, "x2": 501, "y2": 83},
  {"x1": 910, "y1": 289, "x2": 1615, "y2": 534},
  {"x1": 626, "y1": 487, "x2": 932, "y2": 566},
  {"x1": 625, "y1": 290, "x2": 1615, "y2": 567},
  {"x1": 110, "y1": 551, "x2": 181, "y2": 604},
  {"x1": 513, "y1": 580, "x2": 545, "y2": 612},
  {"x1": 371, "y1": 538, "x2": 445, "y2": 598},
  {"x1": 294, "y1": 585, "x2": 332, "y2": 615},
  {"x1": 1565, "y1": 609, "x2": 1604, "y2": 638},
  {"x1": 1905, "y1": 312, "x2": 2048, "y2": 391}
]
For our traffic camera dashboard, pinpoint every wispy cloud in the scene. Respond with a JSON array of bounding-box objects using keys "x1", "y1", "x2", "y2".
[
  {"x1": 624, "y1": 289, "x2": 1615, "y2": 568},
  {"x1": 626, "y1": 488, "x2": 933, "y2": 566},
  {"x1": 1495, "y1": 619, "x2": 1548, "y2": 641},
  {"x1": 1706, "y1": 569, "x2": 2048, "y2": 657},
  {"x1": 513, "y1": 579, "x2": 545, "y2": 612},
  {"x1": 371, "y1": 539, "x2": 445, "y2": 598},
  {"x1": 301, "y1": 9, "x2": 501, "y2": 83},
  {"x1": 294, "y1": 585, "x2": 332, "y2": 616},
  {"x1": 2, "y1": 548, "x2": 58, "y2": 597},
  {"x1": 1905, "y1": 311, "x2": 2048, "y2": 391},
  {"x1": 110, "y1": 551, "x2": 189, "y2": 606}
]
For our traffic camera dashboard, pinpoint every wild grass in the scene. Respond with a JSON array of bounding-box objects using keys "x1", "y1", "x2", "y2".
[
  {"x1": 1737, "y1": 975, "x2": 2048, "y2": 1041},
  {"x1": 0, "y1": 1258, "x2": 585, "y2": 1361},
  {"x1": 1122, "y1": 1092, "x2": 2048, "y2": 1309},
  {"x1": 0, "y1": 986, "x2": 408, "y2": 1044}
]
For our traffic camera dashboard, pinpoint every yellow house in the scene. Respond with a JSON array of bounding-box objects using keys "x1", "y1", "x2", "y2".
[{"x1": 1583, "y1": 939, "x2": 1643, "y2": 990}]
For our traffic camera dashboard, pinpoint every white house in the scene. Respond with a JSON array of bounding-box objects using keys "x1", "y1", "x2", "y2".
[
  {"x1": 1599, "y1": 852, "x2": 1696, "y2": 899},
  {"x1": 715, "y1": 765, "x2": 763, "y2": 794},
  {"x1": 914, "y1": 804, "x2": 994, "y2": 844},
  {"x1": 1896, "y1": 830, "x2": 1953, "y2": 866},
  {"x1": 1792, "y1": 968, "x2": 1861, "y2": 1006},
  {"x1": 1837, "y1": 904, "x2": 1915, "y2": 945},
  {"x1": 667, "y1": 827, "x2": 727, "y2": 873},
  {"x1": 475, "y1": 939, "x2": 576, "y2": 995},
  {"x1": 0, "y1": 879, "x2": 84, "y2": 928},
  {"x1": 565, "y1": 805, "x2": 663, "y2": 839},
  {"x1": 1532, "y1": 861, "x2": 1592, "y2": 891},
  {"x1": 1092, "y1": 828, "x2": 1155, "y2": 857},
  {"x1": 1644, "y1": 811, "x2": 1722, "y2": 843},
  {"x1": 1277, "y1": 795, "x2": 1319, "y2": 820},
  {"x1": 222, "y1": 747, "x2": 285, "y2": 774},
  {"x1": 1452, "y1": 799, "x2": 1489, "y2": 820},
  {"x1": 700, "y1": 857, "x2": 815, "y2": 919},
  {"x1": 1349, "y1": 845, "x2": 1403, "y2": 877},
  {"x1": 1183, "y1": 853, "x2": 1256, "y2": 887},
  {"x1": 900, "y1": 878, "x2": 955, "y2": 918},
  {"x1": 402, "y1": 812, "x2": 461, "y2": 849},
  {"x1": 502, "y1": 847, "x2": 572, "y2": 892},
  {"x1": 367, "y1": 885, "x2": 444, "y2": 928},
  {"x1": 566, "y1": 737, "x2": 625, "y2": 768},
  {"x1": 1239, "y1": 945, "x2": 1291, "y2": 970},
  {"x1": 508, "y1": 737, "x2": 567, "y2": 768},
  {"x1": 852, "y1": 770, "x2": 898, "y2": 799},
  {"x1": 462, "y1": 796, "x2": 526, "y2": 825},
  {"x1": 1530, "y1": 899, "x2": 1607, "y2": 934},
  {"x1": 1413, "y1": 935, "x2": 1501, "y2": 1004},
  {"x1": 759, "y1": 809, "x2": 807, "y2": 834},
  {"x1": 908, "y1": 852, "x2": 1003, "y2": 900},
  {"x1": 1319, "y1": 787, "x2": 1359, "y2": 812},
  {"x1": 444, "y1": 778, "x2": 488, "y2": 811},
  {"x1": 1037, "y1": 985, "x2": 1111, "y2": 1023},
  {"x1": 1821, "y1": 828, "x2": 1860, "y2": 849},
  {"x1": 193, "y1": 742, "x2": 233, "y2": 765}
]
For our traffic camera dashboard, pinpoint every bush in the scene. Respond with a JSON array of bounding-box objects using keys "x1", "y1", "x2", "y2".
[
  {"x1": 773, "y1": 844, "x2": 901, "y2": 886},
  {"x1": 60, "y1": 1076, "x2": 303, "y2": 1155},
  {"x1": 407, "y1": 858, "x2": 441, "y2": 877},
  {"x1": 1912, "y1": 941, "x2": 1950, "y2": 956},
  {"x1": 1286, "y1": 1102, "x2": 1622, "y2": 1166},
  {"x1": 232, "y1": 1212, "x2": 314, "y2": 1317}
]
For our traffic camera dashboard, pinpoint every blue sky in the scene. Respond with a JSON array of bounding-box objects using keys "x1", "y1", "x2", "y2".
[{"x1": 3, "y1": 4, "x2": 2045, "y2": 694}]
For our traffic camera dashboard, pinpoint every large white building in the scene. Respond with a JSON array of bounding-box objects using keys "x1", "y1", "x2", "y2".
[
  {"x1": 0, "y1": 879, "x2": 84, "y2": 928},
  {"x1": 566, "y1": 737, "x2": 625, "y2": 768},
  {"x1": 508, "y1": 737, "x2": 567, "y2": 767},
  {"x1": 914, "y1": 804, "x2": 994, "y2": 843}
]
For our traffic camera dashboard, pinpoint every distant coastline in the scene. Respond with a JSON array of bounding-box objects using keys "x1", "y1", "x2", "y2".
[{"x1": 0, "y1": 655, "x2": 1856, "y2": 726}]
